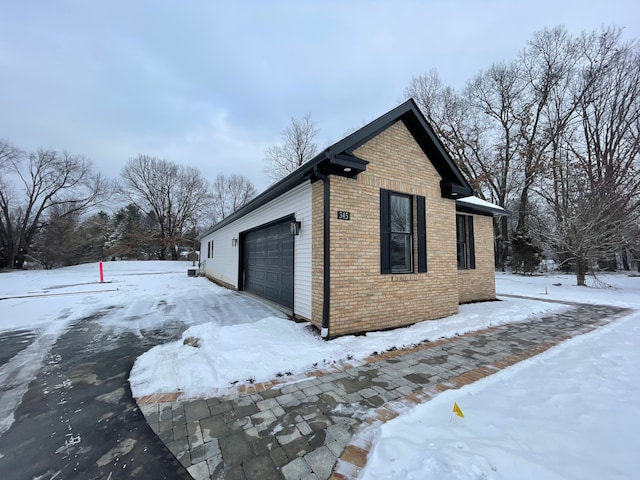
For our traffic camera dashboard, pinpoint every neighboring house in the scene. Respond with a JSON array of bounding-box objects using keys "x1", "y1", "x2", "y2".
[{"x1": 199, "y1": 99, "x2": 506, "y2": 338}]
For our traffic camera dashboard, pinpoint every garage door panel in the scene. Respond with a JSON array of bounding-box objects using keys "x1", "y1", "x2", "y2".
[
  {"x1": 281, "y1": 273, "x2": 294, "y2": 289},
  {"x1": 265, "y1": 286, "x2": 279, "y2": 298},
  {"x1": 243, "y1": 220, "x2": 294, "y2": 309},
  {"x1": 282, "y1": 257, "x2": 294, "y2": 268}
]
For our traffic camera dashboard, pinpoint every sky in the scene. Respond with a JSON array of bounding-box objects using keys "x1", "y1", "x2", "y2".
[{"x1": 1, "y1": 1, "x2": 639, "y2": 195}]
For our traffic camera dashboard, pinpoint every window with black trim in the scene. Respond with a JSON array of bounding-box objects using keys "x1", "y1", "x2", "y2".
[
  {"x1": 380, "y1": 190, "x2": 427, "y2": 274},
  {"x1": 456, "y1": 214, "x2": 475, "y2": 269}
]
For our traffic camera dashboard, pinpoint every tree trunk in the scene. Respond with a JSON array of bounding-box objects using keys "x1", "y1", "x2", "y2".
[
  {"x1": 576, "y1": 258, "x2": 587, "y2": 286},
  {"x1": 499, "y1": 216, "x2": 509, "y2": 272},
  {"x1": 1, "y1": 243, "x2": 15, "y2": 269},
  {"x1": 622, "y1": 250, "x2": 630, "y2": 271},
  {"x1": 14, "y1": 254, "x2": 25, "y2": 269},
  {"x1": 516, "y1": 186, "x2": 529, "y2": 234}
]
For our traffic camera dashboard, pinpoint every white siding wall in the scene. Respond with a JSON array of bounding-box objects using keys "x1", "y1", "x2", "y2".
[{"x1": 200, "y1": 181, "x2": 313, "y2": 319}]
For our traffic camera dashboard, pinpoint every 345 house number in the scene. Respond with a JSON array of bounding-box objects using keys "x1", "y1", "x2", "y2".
[{"x1": 337, "y1": 211, "x2": 351, "y2": 220}]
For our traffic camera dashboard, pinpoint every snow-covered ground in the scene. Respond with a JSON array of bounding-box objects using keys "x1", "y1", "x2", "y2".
[
  {"x1": 0, "y1": 260, "x2": 281, "y2": 435},
  {"x1": 2, "y1": 263, "x2": 638, "y2": 478},
  {"x1": 359, "y1": 272, "x2": 640, "y2": 480}
]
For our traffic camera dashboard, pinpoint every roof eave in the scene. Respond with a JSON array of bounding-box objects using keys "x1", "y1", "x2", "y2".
[
  {"x1": 198, "y1": 151, "x2": 369, "y2": 239},
  {"x1": 456, "y1": 202, "x2": 509, "y2": 217}
]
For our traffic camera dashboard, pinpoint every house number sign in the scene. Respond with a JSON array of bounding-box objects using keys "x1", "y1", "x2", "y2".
[{"x1": 337, "y1": 211, "x2": 351, "y2": 220}]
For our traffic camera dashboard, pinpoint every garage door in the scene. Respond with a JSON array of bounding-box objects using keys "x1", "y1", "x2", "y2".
[{"x1": 243, "y1": 220, "x2": 294, "y2": 309}]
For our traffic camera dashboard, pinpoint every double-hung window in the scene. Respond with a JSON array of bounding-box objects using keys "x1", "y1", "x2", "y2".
[
  {"x1": 456, "y1": 214, "x2": 475, "y2": 269},
  {"x1": 380, "y1": 189, "x2": 427, "y2": 274},
  {"x1": 390, "y1": 193, "x2": 412, "y2": 272}
]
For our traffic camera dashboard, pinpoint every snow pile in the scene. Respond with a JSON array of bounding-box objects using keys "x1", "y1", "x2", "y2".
[{"x1": 129, "y1": 297, "x2": 566, "y2": 397}]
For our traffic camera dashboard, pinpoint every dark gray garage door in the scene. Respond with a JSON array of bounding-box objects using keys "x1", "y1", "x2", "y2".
[{"x1": 243, "y1": 220, "x2": 294, "y2": 309}]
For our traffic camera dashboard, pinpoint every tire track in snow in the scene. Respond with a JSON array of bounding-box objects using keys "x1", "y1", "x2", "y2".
[{"x1": 0, "y1": 327, "x2": 62, "y2": 437}]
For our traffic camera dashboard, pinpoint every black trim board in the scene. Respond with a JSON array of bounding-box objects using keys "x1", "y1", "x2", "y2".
[
  {"x1": 313, "y1": 166, "x2": 331, "y2": 335},
  {"x1": 380, "y1": 190, "x2": 391, "y2": 274},
  {"x1": 468, "y1": 216, "x2": 476, "y2": 269},
  {"x1": 416, "y1": 196, "x2": 427, "y2": 272}
]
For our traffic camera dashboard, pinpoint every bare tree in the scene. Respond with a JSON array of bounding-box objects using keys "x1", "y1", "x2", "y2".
[
  {"x1": 0, "y1": 145, "x2": 109, "y2": 269},
  {"x1": 0, "y1": 140, "x2": 21, "y2": 172},
  {"x1": 405, "y1": 25, "x2": 639, "y2": 282},
  {"x1": 211, "y1": 174, "x2": 257, "y2": 224},
  {"x1": 264, "y1": 113, "x2": 319, "y2": 184},
  {"x1": 535, "y1": 172, "x2": 630, "y2": 285},
  {"x1": 512, "y1": 26, "x2": 583, "y2": 234},
  {"x1": 531, "y1": 27, "x2": 640, "y2": 283},
  {"x1": 573, "y1": 28, "x2": 640, "y2": 270},
  {"x1": 119, "y1": 155, "x2": 212, "y2": 260}
]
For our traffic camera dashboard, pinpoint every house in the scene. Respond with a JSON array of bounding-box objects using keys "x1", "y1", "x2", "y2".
[{"x1": 199, "y1": 99, "x2": 506, "y2": 338}]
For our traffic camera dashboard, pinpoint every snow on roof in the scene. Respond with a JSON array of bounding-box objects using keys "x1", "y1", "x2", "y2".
[{"x1": 456, "y1": 196, "x2": 507, "y2": 215}]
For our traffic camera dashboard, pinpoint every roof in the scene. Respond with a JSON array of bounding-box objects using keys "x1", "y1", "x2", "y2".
[
  {"x1": 199, "y1": 98, "x2": 474, "y2": 239},
  {"x1": 456, "y1": 196, "x2": 508, "y2": 217}
]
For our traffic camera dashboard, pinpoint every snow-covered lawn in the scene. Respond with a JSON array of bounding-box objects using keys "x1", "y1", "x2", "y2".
[{"x1": 359, "y1": 273, "x2": 640, "y2": 480}]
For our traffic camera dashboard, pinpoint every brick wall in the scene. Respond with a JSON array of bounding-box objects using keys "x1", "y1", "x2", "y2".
[
  {"x1": 457, "y1": 213, "x2": 497, "y2": 303},
  {"x1": 321, "y1": 120, "x2": 461, "y2": 337}
]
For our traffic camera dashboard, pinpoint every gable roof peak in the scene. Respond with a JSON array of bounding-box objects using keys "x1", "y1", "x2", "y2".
[{"x1": 326, "y1": 98, "x2": 472, "y2": 198}]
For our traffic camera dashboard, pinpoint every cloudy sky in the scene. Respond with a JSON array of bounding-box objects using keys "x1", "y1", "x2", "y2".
[{"x1": 1, "y1": 1, "x2": 638, "y2": 194}]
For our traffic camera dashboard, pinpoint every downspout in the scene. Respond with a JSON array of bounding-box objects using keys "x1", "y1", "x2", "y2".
[{"x1": 313, "y1": 165, "x2": 330, "y2": 338}]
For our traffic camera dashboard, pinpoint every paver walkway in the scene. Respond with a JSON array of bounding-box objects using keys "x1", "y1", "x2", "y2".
[{"x1": 135, "y1": 300, "x2": 631, "y2": 480}]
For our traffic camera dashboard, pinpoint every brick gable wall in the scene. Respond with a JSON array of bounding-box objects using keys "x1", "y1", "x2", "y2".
[{"x1": 312, "y1": 120, "x2": 462, "y2": 337}]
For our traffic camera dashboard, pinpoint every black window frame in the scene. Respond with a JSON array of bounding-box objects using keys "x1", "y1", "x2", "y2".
[
  {"x1": 456, "y1": 214, "x2": 475, "y2": 270},
  {"x1": 380, "y1": 189, "x2": 427, "y2": 274}
]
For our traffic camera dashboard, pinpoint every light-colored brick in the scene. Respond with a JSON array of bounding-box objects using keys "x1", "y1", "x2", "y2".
[{"x1": 311, "y1": 120, "x2": 495, "y2": 337}]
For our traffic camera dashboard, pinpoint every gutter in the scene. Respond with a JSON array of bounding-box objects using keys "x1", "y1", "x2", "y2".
[{"x1": 313, "y1": 165, "x2": 330, "y2": 338}]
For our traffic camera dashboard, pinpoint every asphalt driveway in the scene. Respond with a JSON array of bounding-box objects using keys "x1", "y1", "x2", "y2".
[{"x1": 0, "y1": 312, "x2": 192, "y2": 480}]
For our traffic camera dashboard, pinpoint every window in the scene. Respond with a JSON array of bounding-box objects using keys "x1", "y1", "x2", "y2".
[
  {"x1": 207, "y1": 240, "x2": 214, "y2": 259},
  {"x1": 380, "y1": 190, "x2": 427, "y2": 274},
  {"x1": 456, "y1": 214, "x2": 475, "y2": 269},
  {"x1": 390, "y1": 193, "x2": 412, "y2": 272}
]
